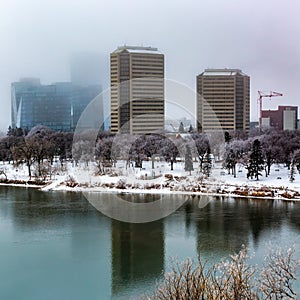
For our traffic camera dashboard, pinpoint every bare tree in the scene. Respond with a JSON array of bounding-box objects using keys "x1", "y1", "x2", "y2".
[
  {"x1": 0, "y1": 168, "x2": 7, "y2": 180},
  {"x1": 259, "y1": 248, "x2": 299, "y2": 299},
  {"x1": 147, "y1": 258, "x2": 213, "y2": 300},
  {"x1": 143, "y1": 247, "x2": 299, "y2": 300},
  {"x1": 212, "y1": 246, "x2": 257, "y2": 299},
  {"x1": 11, "y1": 138, "x2": 35, "y2": 179},
  {"x1": 192, "y1": 134, "x2": 210, "y2": 172},
  {"x1": 95, "y1": 137, "x2": 113, "y2": 174}
]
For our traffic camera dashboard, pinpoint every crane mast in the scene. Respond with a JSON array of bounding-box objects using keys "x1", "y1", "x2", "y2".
[{"x1": 258, "y1": 91, "x2": 283, "y2": 129}]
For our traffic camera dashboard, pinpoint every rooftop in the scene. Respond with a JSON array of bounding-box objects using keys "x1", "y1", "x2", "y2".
[
  {"x1": 201, "y1": 69, "x2": 247, "y2": 76},
  {"x1": 113, "y1": 45, "x2": 161, "y2": 54}
]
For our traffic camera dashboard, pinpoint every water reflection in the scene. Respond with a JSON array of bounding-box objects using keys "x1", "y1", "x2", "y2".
[
  {"x1": 111, "y1": 219, "x2": 164, "y2": 298},
  {"x1": 180, "y1": 196, "x2": 299, "y2": 258},
  {"x1": 0, "y1": 187, "x2": 300, "y2": 299}
]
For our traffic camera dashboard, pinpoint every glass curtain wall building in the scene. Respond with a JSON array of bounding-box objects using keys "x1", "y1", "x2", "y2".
[{"x1": 11, "y1": 78, "x2": 101, "y2": 132}]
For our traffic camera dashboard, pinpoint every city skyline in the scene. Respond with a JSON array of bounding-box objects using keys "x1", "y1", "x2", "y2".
[{"x1": 1, "y1": 0, "x2": 300, "y2": 131}]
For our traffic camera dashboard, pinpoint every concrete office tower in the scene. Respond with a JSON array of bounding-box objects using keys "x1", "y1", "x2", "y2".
[
  {"x1": 110, "y1": 46, "x2": 164, "y2": 134},
  {"x1": 196, "y1": 69, "x2": 250, "y2": 132}
]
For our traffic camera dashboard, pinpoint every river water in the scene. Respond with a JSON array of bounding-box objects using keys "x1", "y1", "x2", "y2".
[{"x1": 0, "y1": 186, "x2": 300, "y2": 299}]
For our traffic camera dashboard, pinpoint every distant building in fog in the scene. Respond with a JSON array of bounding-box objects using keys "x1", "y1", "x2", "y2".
[
  {"x1": 262, "y1": 106, "x2": 298, "y2": 131},
  {"x1": 196, "y1": 69, "x2": 250, "y2": 132},
  {"x1": 11, "y1": 78, "x2": 101, "y2": 131}
]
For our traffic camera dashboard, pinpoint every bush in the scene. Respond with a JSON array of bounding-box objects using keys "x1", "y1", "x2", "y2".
[{"x1": 142, "y1": 246, "x2": 300, "y2": 300}]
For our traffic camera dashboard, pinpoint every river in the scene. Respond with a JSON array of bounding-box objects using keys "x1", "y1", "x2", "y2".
[{"x1": 0, "y1": 186, "x2": 300, "y2": 299}]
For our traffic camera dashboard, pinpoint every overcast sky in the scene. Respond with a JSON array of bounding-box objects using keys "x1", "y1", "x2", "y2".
[{"x1": 1, "y1": 0, "x2": 300, "y2": 131}]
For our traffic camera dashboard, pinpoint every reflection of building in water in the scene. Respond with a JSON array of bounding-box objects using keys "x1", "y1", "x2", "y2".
[
  {"x1": 192, "y1": 197, "x2": 292, "y2": 256},
  {"x1": 111, "y1": 216, "x2": 164, "y2": 297},
  {"x1": 192, "y1": 197, "x2": 251, "y2": 256},
  {"x1": 246, "y1": 198, "x2": 286, "y2": 244}
]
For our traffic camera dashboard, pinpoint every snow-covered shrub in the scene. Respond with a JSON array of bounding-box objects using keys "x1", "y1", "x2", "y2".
[{"x1": 143, "y1": 246, "x2": 300, "y2": 300}]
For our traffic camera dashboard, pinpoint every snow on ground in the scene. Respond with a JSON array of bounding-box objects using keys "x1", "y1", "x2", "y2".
[
  {"x1": 0, "y1": 159, "x2": 299, "y2": 199},
  {"x1": 0, "y1": 162, "x2": 29, "y2": 181},
  {"x1": 212, "y1": 163, "x2": 300, "y2": 193}
]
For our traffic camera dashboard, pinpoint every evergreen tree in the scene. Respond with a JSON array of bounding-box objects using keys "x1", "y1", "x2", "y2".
[
  {"x1": 289, "y1": 160, "x2": 296, "y2": 182},
  {"x1": 188, "y1": 124, "x2": 194, "y2": 133},
  {"x1": 202, "y1": 148, "x2": 212, "y2": 177},
  {"x1": 7, "y1": 126, "x2": 23, "y2": 137},
  {"x1": 7, "y1": 126, "x2": 15, "y2": 137},
  {"x1": 246, "y1": 139, "x2": 264, "y2": 180},
  {"x1": 15, "y1": 127, "x2": 24, "y2": 137},
  {"x1": 179, "y1": 122, "x2": 184, "y2": 133},
  {"x1": 184, "y1": 145, "x2": 194, "y2": 175},
  {"x1": 224, "y1": 131, "x2": 232, "y2": 143}
]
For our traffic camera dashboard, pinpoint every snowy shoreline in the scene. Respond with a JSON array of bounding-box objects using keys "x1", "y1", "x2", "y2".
[
  {"x1": 1, "y1": 177, "x2": 299, "y2": 202},
  {"x1": 1, "y1": 161, "x2": 300, "y2": 202}
]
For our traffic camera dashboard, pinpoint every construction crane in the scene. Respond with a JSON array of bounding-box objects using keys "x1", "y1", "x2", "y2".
[{"x1": 258, "y1": 91, "x2": 283, "y2": 129}]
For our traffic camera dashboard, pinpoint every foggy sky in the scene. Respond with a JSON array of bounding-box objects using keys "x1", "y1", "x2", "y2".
[{"x1": 1, "y1": 0, "x2": 300, "y2": 131}]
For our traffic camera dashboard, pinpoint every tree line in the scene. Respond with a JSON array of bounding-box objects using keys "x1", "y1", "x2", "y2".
[
  {"x1": 1, "y1": 125, "x2": 300, "y2": 181},
  {"x1": 0, "y1": 126, "x2": 73, "y2": 179},
  {"x1": 224, "y1": 129, "x2": 300, "y2": 181}
]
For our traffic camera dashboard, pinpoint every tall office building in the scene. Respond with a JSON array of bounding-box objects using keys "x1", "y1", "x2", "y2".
[
  {"x1": 110, "y1": 46, "x2": 164, "y2": 134},
  {"x1": 196, "y1": 69, "x2": 250, "y2": 132},
  {"x1": 11, "y1": 78, "x2": 101, "y2": 131}
]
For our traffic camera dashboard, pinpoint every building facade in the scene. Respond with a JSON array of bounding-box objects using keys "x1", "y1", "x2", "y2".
[
  {"x1": 262, "y1": 106, "x2": 298, "y2": 131},
  {"x1": 11, "y1": 78, "x2": 101, "y2": 132},
  {"x1": 196, "y1": 69, "x2": 250, "y2": 132},
  {"x1": 110, "y1": 46, "x2": 164, "y2": 134}
]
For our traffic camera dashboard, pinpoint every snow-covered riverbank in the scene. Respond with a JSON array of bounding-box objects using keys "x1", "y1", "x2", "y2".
[{"x1": 1, "y1": 160, "x2": 299, "y2": 201}]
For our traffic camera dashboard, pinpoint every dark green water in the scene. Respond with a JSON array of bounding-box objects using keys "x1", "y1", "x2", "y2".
[{"x1": 0, "y1": 186, "x2": 300, "y2": 299}]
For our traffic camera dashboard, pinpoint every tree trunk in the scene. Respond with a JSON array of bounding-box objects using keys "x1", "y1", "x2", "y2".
[
  {"x1": 27, "y1": 161, "x2": 31, "y2": 179},
  {"x1": 38, "y1": 160, "x2": 41, "y2": 177}
]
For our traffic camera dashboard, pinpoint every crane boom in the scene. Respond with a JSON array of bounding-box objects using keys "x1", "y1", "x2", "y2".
[{"x1": 258, "y1": 91, "x2": 283, "y2": 129}]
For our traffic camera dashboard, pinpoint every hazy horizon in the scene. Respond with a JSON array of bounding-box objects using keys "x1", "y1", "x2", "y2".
[{"x1": 1, "y1": 0, "x2": 300, "y2": 132}]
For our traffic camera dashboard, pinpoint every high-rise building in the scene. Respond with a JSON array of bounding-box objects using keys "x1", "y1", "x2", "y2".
[
  {"x1": 196, "y1": 69, "x2": 250, "y2": 132},
  {"x1": 11, "y1": 78, "x2": 101, "y2": 132},
  {"x1": 110, "y1": 46, "x2": 164, "y2": 134},
  {"x1": 262, "y1": 106, "x2": 298, "y2": 130}
]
